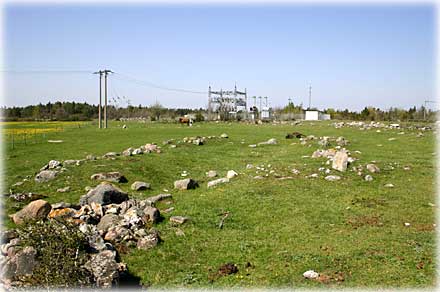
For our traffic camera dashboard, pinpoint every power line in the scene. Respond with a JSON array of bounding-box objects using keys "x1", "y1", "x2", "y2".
[
  {"x1": 113, "y1": 72, "x2": 206, "y2": 94},
  {"x1": 0, "y1": 69, "x2": 93, "y2": 74}
]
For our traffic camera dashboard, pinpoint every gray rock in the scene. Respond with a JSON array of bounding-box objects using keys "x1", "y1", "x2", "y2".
[
  {"x1": 174, "y1": 178, "x2": 199, "y2": 190},
  {"x1": 332, "y1": 150, "x2": 349, "y2": 172},
  {"x1": 258, "y1": 138, "x2": 277, "y2": 145},
  {"x1": 324, "y1": 175, "x2": 341, "y2": 181},
  {"x1": 122, "y1": 148, "x2": 134, "y2": 156},
  {"x1": 35, "y1": 170, "x2": 58, "y2": 183},
  {"x1": 143, "y1": 206, "x2": 160, "y2": 223},
  {"x1": 48, "y1": 160, "x2": 62, "y2": 169},
  {"x1": 206, "y1": 170, "x2": 217, "y2": 178},
  {"x1": 56, "y1": 186, "x2": 70, "y2": 193},
  {"x1": 1, "y1": 246, "x2": 37, "y2": 282},
  {"x1": 170, "y1": 216, "x2": 188, "y2": 225},
  {"x1": 97, "y1": 214, "x2": 121, "y2": 233},
  {"x1": 366, "y1": 164, "x2": 380, "y2": 173},
  {"x1": 63, "y1": 159, "x2": 77, "y2": 165},
  {"x1": 132, "y1": 148, "x2": 143, "y2": 155},
  {"x1": 220, "y1": 133, "x2": 228, "y2": 138},
  {"x1": 137, "y1": 232, "x2": 160, "y2": 250},
  {"x1": 90, "y1": 172, "x2": 128, "y2": 183},
  {"x1": 145, "y1": 194, "x2": 172, "y2": 206},
  {"x1": 131, "y1": 181, "x2": 151, "y2": 191},
  {"x1": 364, "y1": 175, "x2": 373, "y2": 181},
  {"x1": 84, "y1": 250, "x2": 122, "y2": 288},
  {"x1": 10, "y1": 199, "x2": 52, "y2": 225},
  {"x1": 79, "y1": 182, "x2": 129, "y2": 206},
  {"x1": 336, "y1": 136, "x2": 348, "y2": 146},
  {"x1": 103, "y1": 152, "x2": 119, "y2": 158},
  {"x1": 226, "y1": 170, "x2": 238, "y2": 179},
  {"x1": 207, "y1": 177, "x2": 230, "y2": 188}
]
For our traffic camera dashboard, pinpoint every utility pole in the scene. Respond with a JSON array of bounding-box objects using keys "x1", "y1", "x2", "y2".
[
  {"x1": 103, "y1": 69, "x2": 113, "y2": 128},
  {"x1": 424, "y1": 100, "x2": 436, "y2": 121},
  {"x1": 264, "y1": 96, "x2": 268, "y2": 107},
  {"x1": 308, "y1": 83, "x2": 312, "y2": 110},
  {"x1": 93, "y1": 70, "x2": 104, "y2": 128}
]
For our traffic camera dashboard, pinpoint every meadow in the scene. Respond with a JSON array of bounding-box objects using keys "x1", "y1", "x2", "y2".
[{"x1": 2, "y1": 120, "x2": 436, "y2": 288}]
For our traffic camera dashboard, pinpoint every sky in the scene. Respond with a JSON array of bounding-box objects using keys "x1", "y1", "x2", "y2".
[{"x1": 2, "y1": 3, "x2": 436, "y2": 111}]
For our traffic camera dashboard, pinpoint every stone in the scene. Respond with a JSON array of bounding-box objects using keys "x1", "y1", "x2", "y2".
[
  {"x1": 220, "y1": 133, "x2": 228, "y2": 138},
  {"x1": 79, "y1": 182, "x2": 129, "y2": 206},
  {"x1": 48, "y1": 160, "x2": 62, "y2": 169},
  {"x1": 226, "y1": 170, "x2": 238, "y2": 179},
  {"x1": 248, "y1": 144, "x2": 257, "y2": 148},
  {"x1": 84, "y1": 250, "x2": 122, "y2": 288},
  {"x1": 170, "y1": 216, "x2": 188, "y2": 225},
  {"x1": 104, "y1": 226, "x2": 130, "y2": 242},
  {"x1": 56, "y1": 186, "x2": 70, "y2": 193},
  {"x1": 324, "y1": 175, "x2": 341, "y2": 181},
  {"x1": 122, "y1": 148, "x2": 134, "y2": 156},
  {"x1": 174, "y1": 178, "x2": 199, "y2": 190},
  {"x1": 35, "y1": 170, "x2": 58, "y2": 183},
  {"x1": 332, "y1": 150, "x2": 349, "y2": 172},
  {"x1": 258, "y1": 138, "x2": 277, "y2": 145},
  {"x1": 303, "y1": 270, "x2": 319, "y2": 279},
  {"x1": 2, "y1": 246, "x2": 37, "y2": 282},
  {"x1": 364, "y1": 175, "x2": 373, "y2": 182},
  {"x1": 143, "y1": 206, "x2": 160, "y2": 223},
  {"x1": 103, "y1": 152, "x2": 119, "y2": 158},
  {"x1": 145, "y1": 194, "x2": 172, "y2": 205},
  {"x1": 11, "y1": 199, "x2": 52, "y2": 225},
  {"x1": 366, "y1": 164, "x2": 380, "y2": 173},
  {"x1": 90, "y1": 172, "x2": 128, "y2": 183},
  {"x1": 207, "y1": 177, "x2": 230, "y2": 188},
  {"x1": 131, "y1": 181, "x2": 151, "y2": 191},
  {"x1": 385, "y1": 183, "x2": 394, "y2": 188},
  {"x1": 336, "y1": 136, "x2": 348, "y2": 146},
  {"x1": 63, "y1": 159, "x2": 77, "y2": 165},
  {"x1": 137, "y1": 232, "x2": 160, "y2": 250},
  {"x1": 48, "y1": 208, "x2": 76, "y2": 219},
  {"x1": 132, "y1": 148, "x2": 143, "y2": 155},
  {"x1": 86, "y1": 154, "x2": 97, "y2": 160},
  {"x1": 206, "y1": 170, "x2": 217, "y2": 178}
]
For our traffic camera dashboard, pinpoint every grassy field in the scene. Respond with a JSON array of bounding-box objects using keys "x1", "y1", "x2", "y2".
[{"x1": 2, "y1": 120, "x2": 436, "y2": 288}]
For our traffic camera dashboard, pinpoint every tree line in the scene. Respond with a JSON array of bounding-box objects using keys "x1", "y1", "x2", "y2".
[{"x1": 1, "y1": 100, "x2": 437, "y2": 122}]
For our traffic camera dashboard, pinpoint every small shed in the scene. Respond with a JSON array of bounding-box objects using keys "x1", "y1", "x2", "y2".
[{"x1": 305, "y1": 110, "x2": 331, "y2": 121}]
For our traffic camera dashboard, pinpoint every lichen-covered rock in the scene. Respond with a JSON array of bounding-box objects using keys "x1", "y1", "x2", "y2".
[
  {"x1": 97, "y1": 214, "x2": 121, "y2": 234},
  {"x1": 79, "y1": 182, "x2": 129, "y2": 206},
  {"x1": 84, "y1": 250, "x2": 123, "y2": 288},
  {"x1": 137, "y1": 231, "x2": 160, "y2": 250},
  {"x1": 11, "y1": 200, "x2": 52, "y2": 225},
  {"x1": 143, "y1": 206, "x2": 160, "y2": 223}
]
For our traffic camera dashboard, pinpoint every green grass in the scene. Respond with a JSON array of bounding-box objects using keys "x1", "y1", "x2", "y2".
[{"x1": 2, "y1": 120, "x2": 436, "y2": 288}]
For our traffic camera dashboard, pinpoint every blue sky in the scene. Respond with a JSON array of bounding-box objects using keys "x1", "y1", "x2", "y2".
[{"x1": 3, "y1": 4, "x2": 436, "y2": 110}]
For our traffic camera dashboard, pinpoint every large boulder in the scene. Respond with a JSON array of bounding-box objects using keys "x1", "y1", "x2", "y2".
[
  {"x1": 35, "y1": 170, "x2": 58, "y2": 183},
  {"x1": 79, "y1": 182, "x2": 129, "y2": 206},
  {"x1": 90, "y1": 172, "x2": 128, "y2": 183},
  {"x1": 332, "y1": 150, "x2": 349, "y2": 172},
  {"x1": 10, "y1": 199, "x2": 52, "y2": 225},
  {"x1": 1, "y1": 246, "x2": 37, "y2": 283},
  {"x1": 173, "y1": 178, "x2": 199, "y2": 190},
  {"x1": 143, "y1": 206, "x2": 160, "y2": 223}
]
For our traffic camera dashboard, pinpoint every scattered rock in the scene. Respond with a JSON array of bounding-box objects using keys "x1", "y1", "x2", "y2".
[
  {"x1": 364, "y1": 175, "x2": 373, "y2": 182},
  {"x1": 35, "y1": 170, "x2": 58, "y2": 183},
  {"x1": 91, "y1": 172, "x2": 128, "y2": 183},
  {"x1": 145, "y1": 194, "x2": 172, "y2": 205},
  {"x1": 137, "y1": 232, "x2": 160, "y2": 250},
  {"x1": 325, "y1": 175, "x2": 341, "y2": 181},
  {"x1": 57, "y1": 186, "x2": 70, "y2": 193},
  {"x1": 206, "y1": 170, "x2": 217, "y2": 178},
  {"x1": 332, "y1": 150, "x2": 349, "y2": 172},
  {"x1": 258, "y1": 138, "x2": 277, "y2": 145},
  {"x1": 226, "y1": 170, "x2": 238, "y2": 179},
  {"x1": 366, "y1": 164, "x2": 380, "y2": 173},
  {"x1": 143, "y1": 206, "x2": 160, "y2": 223},
  {"x1": 170, "y1": 216, "x2": 188, "y2": 225},
  {"x1": 173, "y1": 178, "x2": 199, "y2": 190},
  {"x1": 130, "y1": 181, "x2": 151, "y2": 191},
  {"x1": 220, "y1": 133, "x2": 228, "y2": 138},
  {"x1": 385, "y1": 183, "x2": 394, "y2": 188},
  {"x1": 84, "y1": 250, "x2": 124, "y2": 288},
  {"x1": 207, "y1": 178, "x2": 230, "y2": 188},
  {"x1": 303, "y1": 270, "x2": 319, "y2": 279},
  {"x1": 10, "y1": 199, "x2": 52, "y2": 225}
]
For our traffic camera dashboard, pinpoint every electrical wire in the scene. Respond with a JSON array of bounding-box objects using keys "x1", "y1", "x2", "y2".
[
  {"x1": 113, "y1": 72, "x2": 206, "y2": 95},
  {"x1": 0, "y1": 70, "x2": 93, "y2": 74}
]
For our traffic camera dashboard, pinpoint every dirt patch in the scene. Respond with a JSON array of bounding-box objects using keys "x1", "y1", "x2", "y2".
[{"x1": 346, "y1": 215, "x2": 383, "y2": 229}]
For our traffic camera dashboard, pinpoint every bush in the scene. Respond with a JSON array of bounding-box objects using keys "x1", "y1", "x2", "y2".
[{"x1": 15, "y1": 219, "x2": 94, "y2": 288}]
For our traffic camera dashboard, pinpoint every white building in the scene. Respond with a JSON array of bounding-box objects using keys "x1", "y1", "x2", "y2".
[{"x1": 305, "y1": 110, "x2": 331, "y2": 121}]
